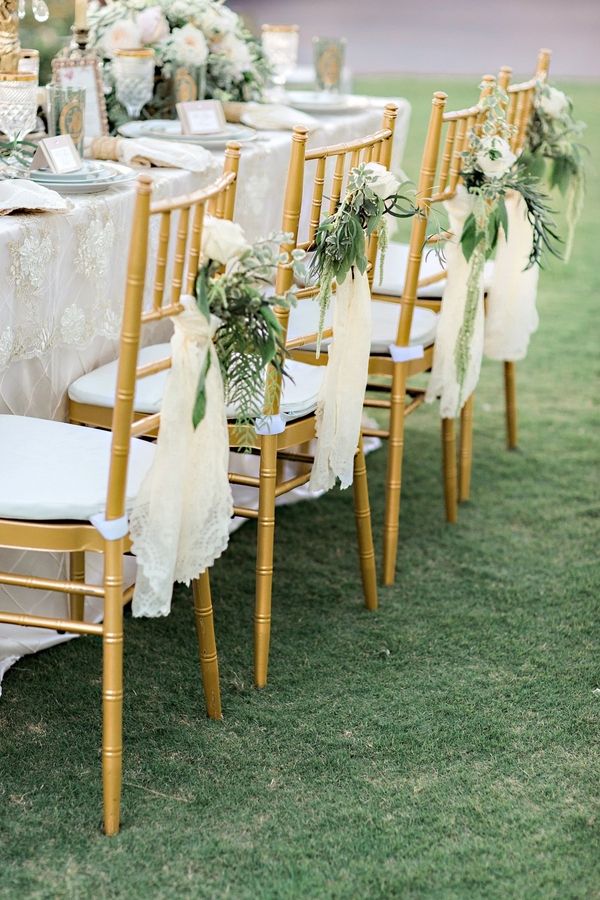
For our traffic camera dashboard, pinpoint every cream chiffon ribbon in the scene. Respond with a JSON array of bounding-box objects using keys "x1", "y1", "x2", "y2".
[
  {"x1": 426, "y1": 186, "x2": 486, "y2": 418},
  {"x1": 484, "y1": 191, "x2": 540, "y2": 361},
  {"x1": 130, "y1": 296, "x2": 232, "y2": 617},
  {"x1": 309, "y1": 266, "x2": 372, "y2": 492}
]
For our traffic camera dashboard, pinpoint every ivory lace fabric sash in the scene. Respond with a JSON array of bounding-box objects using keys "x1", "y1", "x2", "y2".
[
  {"x1": 484, "y1": 191, "x2": 539, "y2": 362},
  {"x1": 130, "y1": 296, "x2": 232, "y2": 617},
  {"x1": 309, "y1": 267, "x2": 372, "y2": 492},
  {"x1": 426, "y1": 187, "x2": 486, "y2": 418}
]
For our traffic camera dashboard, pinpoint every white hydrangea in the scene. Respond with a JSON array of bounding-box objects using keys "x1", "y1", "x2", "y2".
[{"x1": 198, "y1": 2, "x2": 238, "y2": 37}]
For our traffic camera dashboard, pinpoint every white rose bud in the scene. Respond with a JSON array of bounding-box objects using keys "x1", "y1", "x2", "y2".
[
  {"x1": 363, "y1": 161, "x2": 400, "y2": 199},
  {"x1": 539, "y1": 86, "x2": 570, "y2": 119},
  {"x1": 136, "y1": 6, "x2": 169, "y2": 45},
  {"x1": 475, "y1": 136, "x2": 517, "y2": 179},
  {"x1": 202, "y1": 218, "x2": 250, "y2": 266}
]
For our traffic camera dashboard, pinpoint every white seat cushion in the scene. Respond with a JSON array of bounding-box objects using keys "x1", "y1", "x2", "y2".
[
  {"x1": 69, "y1": 348, "x2": 326, "y2": 422},
  {"x1": 287, "y1": 297, "x2": 438, "y2": 355},
  {"x1": 0, "y1": 415, "x2": 155, "y2": 522},
  {"x1": 376, "y1": 240, "x2": 495, "y2": 298}
]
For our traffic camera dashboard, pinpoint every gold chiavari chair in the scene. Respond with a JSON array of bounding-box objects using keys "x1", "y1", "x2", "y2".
[
  {"x1": 0, "y1": 171, "x2": 237, "y2": 835},
  {"x1": 494, "y1": 48, "x2": 552, "y2": 452},
  {"x1": 234, "y1": 106, "x2": 401, "y2": 686}
]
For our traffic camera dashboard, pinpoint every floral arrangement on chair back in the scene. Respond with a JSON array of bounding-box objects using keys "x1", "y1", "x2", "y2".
[
  {"x1": 523, "y1": 83, "x2": 587, "y2": 260},
  {"x1": 87, "y1": 0, "x2": 270, "y2": 129}
]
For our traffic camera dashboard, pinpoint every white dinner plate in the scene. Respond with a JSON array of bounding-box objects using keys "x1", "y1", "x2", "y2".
[
  {"x1": 29, "y1": 162, "x2": 138, "y2": 194},
  {"x1": 118, "y1": 120, "x2": 257, "y2": 148},
  {"x1": 285, "y1": 91, "x2": 370, "y2": 114},
  {"x1": 30, "y1": 161, "x2": 113, "y2": 184}
]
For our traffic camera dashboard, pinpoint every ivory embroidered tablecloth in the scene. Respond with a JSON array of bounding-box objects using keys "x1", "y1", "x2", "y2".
[{"x1": 0, "y1": 97, "x2": 410, "y2": 691}]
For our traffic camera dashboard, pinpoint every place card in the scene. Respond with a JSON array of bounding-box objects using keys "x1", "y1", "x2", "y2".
[
  {"x1": 177, "y1": 100, "x2": 226, "y2": 135},
  {"x1": 30, "y1": 135, "x2": 82, "y2": 174}
]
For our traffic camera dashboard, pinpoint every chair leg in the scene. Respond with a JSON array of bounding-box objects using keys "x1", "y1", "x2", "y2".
[
  {"x1": 504, "y1": 361, "x2": 518, "y2": 449},
  {"x1": 352, "y1": 437, "x2": 378, "y2": 610},
  {"x1": 102, "y1": 540, "x2": 124, "y2": 836},
  {"x1": 69, "y1": 550, "x2": 85, "y2": 621},
  {"x1": 192, "y1": 571, "x2": 222, "y2": 720},
  {"x1": 382, "y1": 363, "x2": 407, "y2": 586},
  {"x1": 254, "y1": 433, "x2": 278, "y2": 688},
  {"x1": 459, "y1": 394, "x2": 474, "y2": 503},
  {"x1": 441, "y1": 418, "x2": 458, "y2": 523}
]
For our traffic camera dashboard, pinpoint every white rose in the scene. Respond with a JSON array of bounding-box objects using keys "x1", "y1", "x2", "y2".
[
  {"x1": 214, "y1": 32, "x2": 253, "y2": 77},
  {"x1": 199, "y1": 3, "x2": 238, "y2": 37},
  {"x1": 476, "y1": 136, "x2": 516, "y2": 179},
  {"x1": 136, "y1": 6, "x2": 169, "y2": 45},
  {"x1": 171, "y1": 23, "x2": 209, "y2": 67},
  {"x1": 539, "y1": 86, "x2": 570, "y2": 119},
  {"x1": 103, "y1": 19, "x2": 142, "y2": 54},
  {"x1": 364, "y1": 161, "x2": 400, "y2": 199},
  {"x1": 202, "y1": 217, "x2": 249, "y2": 265}
]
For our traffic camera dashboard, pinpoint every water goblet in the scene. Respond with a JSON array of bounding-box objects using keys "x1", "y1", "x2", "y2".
[
  {"x1": 0, "y1": 72, "x2": 38, "y2": 172},
  {"x1": 261, "y1": 24, "x2": 299, "y2": 102},
  {"x1": 113, "y1": 48, "x2": 155, "y2": 120}
]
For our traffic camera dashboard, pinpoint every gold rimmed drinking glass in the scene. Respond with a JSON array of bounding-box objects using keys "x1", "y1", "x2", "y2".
[
  {"x1": 0, "y1": 72, "x2": 38, "y2": 145},
  {"x1": 113, "y1": 48, "x2": 155, "y2": 120},
  {"x1": 261, "y1": 24, "x2": 299, "y2": 101}
]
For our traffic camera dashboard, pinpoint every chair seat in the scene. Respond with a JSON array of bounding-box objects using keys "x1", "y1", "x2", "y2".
[
  {"x1": 0, "y1": 415, "x2": 155, "y2": 522},
  {"x1": 287, "y1": 298, "x2": 438, "y2": 354},
  {"x1": 376, "y1": 240, "x2": 495, "y2": 298},
  {"x1": 69, "y1": 348, "x2": 327, "y2": 422}
]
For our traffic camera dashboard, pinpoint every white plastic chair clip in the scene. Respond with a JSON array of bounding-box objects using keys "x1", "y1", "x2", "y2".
[
  {"x1": 389, "y1": 343, "x2": 425, "y2": 363},
  {"x1": 90, "y1": 512, "x2": 129, "y2": 541},
  {"x1": 254, "y1": 414, "x2": 286, "y2": 436}
]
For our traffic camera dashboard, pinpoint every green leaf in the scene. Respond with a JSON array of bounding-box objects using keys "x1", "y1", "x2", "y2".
[
  {"x1": 195, "y1": 267, "x2": 211, "y2": 322},
  {"x1": 192, "y1": 352, "x2": 212, "y2": 429},
  {"x1": 460, "y1": 214, "x2": 479, "y2": 262}
]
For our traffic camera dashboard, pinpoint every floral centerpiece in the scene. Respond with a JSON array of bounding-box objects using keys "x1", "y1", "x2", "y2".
[{"x1": 87, "y1": 0, "x2": 270, "y2": 130}]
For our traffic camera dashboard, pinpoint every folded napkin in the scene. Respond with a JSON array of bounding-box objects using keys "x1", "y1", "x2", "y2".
[
  {"x1": 85, "y1": 136, "x2": 218, "y2": 174},
  {"x1": 239, "y1": 103, "x2": 319, "y2": 132},
  {"x1": 0, "y1": 179, "x2": 72, "y2": 215}
]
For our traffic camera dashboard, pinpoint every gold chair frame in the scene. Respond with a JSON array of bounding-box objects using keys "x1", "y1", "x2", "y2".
[
  {"x1": 237, "y1": 105, "x2": 402, "y2": 686},
  {"x1": 495, "y1": 48, "x2": 552, "y2": 452},
  {"x1": 0, "y1": 167, "x2": 239, "y2": 835},
  {"x1": 357, "y1": 85, "x2": 496, "y2": 584}
]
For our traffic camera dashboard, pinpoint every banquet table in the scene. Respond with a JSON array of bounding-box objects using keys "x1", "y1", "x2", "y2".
[{"x1": 0, "y1": 96, "x2": 410, "y2": 690}]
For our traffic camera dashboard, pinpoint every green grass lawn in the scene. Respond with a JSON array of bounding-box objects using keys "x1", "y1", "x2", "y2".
[{"x1": 0, "y1": 77, "x2": 598, "y2": 899}]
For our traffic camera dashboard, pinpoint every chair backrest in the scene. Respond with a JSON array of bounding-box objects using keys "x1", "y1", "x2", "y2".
[
  {"x1": 263, "y1": 104, "x2": 399, "y2": 413},
  {"x1": 499, "y1": 48, "x2": 552, "y2": 153},
  {"x1": 393, "y1": 78, "x2": 498, "y2": 347},
  {"x1": 104, "y1": 148, "x2": 241, "y2": 524}
]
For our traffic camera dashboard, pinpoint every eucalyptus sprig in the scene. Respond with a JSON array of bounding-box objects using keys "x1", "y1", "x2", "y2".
[
  {"x1": 309, "y1": 161, "x2": 417, "y2": 351},
  {"x1": 523, "y1": 81, "x2": 587, "y2": 260},
  {"x1": 193, "y1": 231, "x2": 304, "y2": 445}
]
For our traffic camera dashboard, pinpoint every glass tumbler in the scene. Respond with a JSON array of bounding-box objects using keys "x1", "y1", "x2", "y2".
[
  {"x1": 261, "y1": 24, "x2": 299, "y2": 101},
  {"x1": 113, "y1": 48, "x2": 155, "y2": 120},
  {"x1": 0, "y1": 72, "x2": 38, "y2": 144},
  {"x1": 47, "y1": 84, "x2": 86, "y2": 156},
  {"x1": 312, "y1": 37, "x2": 347, "y2": 93}
]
